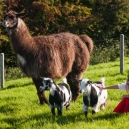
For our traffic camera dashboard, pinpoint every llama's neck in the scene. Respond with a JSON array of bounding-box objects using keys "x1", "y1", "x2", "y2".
[{"x1": 7, "y1": 18, "x2": 34, "y2": 53}]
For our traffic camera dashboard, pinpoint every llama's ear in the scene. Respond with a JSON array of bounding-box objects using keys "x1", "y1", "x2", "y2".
[{"x1": 16, "y1": 11, "x2": 27, "y2": 18}]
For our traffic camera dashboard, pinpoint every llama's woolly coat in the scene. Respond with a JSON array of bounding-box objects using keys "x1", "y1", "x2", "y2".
[
  {"x1": 9, "y1": 18, "x2": 92, "y2": 79},
  {"x1": 3, "y1": 10, "x2": 94, "y2": 104}
]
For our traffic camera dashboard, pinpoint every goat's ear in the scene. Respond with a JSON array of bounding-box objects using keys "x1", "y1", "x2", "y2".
[
  {"x1": 16, "y1": 11, "x2": 27, "y2": 18},
  {"x1": 87, "y1": 80, "x2": 92, "y2": 84}
]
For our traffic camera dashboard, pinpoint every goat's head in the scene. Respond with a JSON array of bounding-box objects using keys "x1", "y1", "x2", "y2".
[
  {"x1": 39, "y1": 77, "x2": 53, "y2": 92},
  {"x1": 2, "y1": 10, "x2": 26, "y2": 29},
  {"x1": 76, "y1": 78, "x2": 92, "y2": 93}
]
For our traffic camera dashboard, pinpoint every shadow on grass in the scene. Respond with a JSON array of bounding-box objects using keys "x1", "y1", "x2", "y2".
[
  {"x1": 93, "y1": 112, "x2": 121, "y2": 121},
  {"x1": 1, "y1": 110, "x2": 123, "y2": 128},
  {"x1": 1, "y1": 82, "x2": 33, "y2": 91}
]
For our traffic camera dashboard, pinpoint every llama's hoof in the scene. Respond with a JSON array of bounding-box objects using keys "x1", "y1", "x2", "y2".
[
  {"x1": 72, "y1": 94, "x2": 78, "y2": 101},
  {"x1": 40, "y1": 100, "x2": 44, "y2": 105}
]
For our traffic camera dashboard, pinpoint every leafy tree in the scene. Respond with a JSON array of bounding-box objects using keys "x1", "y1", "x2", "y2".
[
  {"x1": 1, "y1": 0, "x2": 129, "y2": 66},
  {"x1": 82, "y1": 0, "x2": 129, "y2": 41},
  {"x1": 0, "y1": 0, "x2": 92, "y2": 66}
]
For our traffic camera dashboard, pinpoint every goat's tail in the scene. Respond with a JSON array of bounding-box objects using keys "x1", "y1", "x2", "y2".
[
  {"x1": 100, "y1": 77, "x2": 105, "y2": 87},
  {"x1": 79, "y1": 35, "x2": 94, "y2": 53}
]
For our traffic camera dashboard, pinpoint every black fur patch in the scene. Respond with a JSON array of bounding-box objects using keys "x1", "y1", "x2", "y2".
[{"x1": 83, "y1": 86, "x2": 98, "y2": 107}]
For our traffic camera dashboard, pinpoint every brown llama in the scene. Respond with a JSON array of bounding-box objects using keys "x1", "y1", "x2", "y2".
[{"x1": 3, "y1": 10, "x2": 94, "y2": 105}]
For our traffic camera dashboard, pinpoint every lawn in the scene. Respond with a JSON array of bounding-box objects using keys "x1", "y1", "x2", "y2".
[{"x1": 1, "y1": 57, "x2": 129, "y2": 129}]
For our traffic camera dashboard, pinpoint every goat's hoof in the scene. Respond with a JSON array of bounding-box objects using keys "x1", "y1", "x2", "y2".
[
  {"x1": 52, "y1": 113, "x2": 56, "y2": 117},
  {"x1": 84, "y1": 111, "x2": 88, "y2": 118},
  {"x1": 92, "y1": 110, "x2": 96, "y2": 115},
  {"x1": 58, "y1": 113, "x2": 62, "y2": 116},
  {"x1": 66, "y1": 105, "x2": 70, "y2": 110}
]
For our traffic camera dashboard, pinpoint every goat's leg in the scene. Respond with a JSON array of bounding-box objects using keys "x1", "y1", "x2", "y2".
[
  {"x1": 32, "y1": 78, "x2": 49, "y2": 105},
  {"x1": 66, "y1": 103, "x2": 70, "y2": 110},
  {"x1": 57, "y1": 108, "x2": 62, "y2": 116},
  {"x1": 100, "y1": 103, "x2": 105, "y2": 110},
  {"x1": 57, "y1": 104, "x2": 63, "y2": 116},
  {"x1": 51, "y1": 107, "x2": 56, "y2": 116},
  {"x1": 66, "y1": 72, "x2": 83, "y2": 101},
  {"x1": 92, "y1": 104, "x2": 99, "y2": 114},
  {"x1": 82, "y1": 104, "x2": 88, "y2": 118}
]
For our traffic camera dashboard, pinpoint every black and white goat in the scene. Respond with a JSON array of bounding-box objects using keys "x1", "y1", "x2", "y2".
[
  {"x1": 39, "y1": 77, "x2": 72, "y2": 116},
  {"x1": 77, "y1": 77, "x2": 108, "y2": 118}
]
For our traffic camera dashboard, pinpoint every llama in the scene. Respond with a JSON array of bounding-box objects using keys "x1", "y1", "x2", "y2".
[
  {"x1": 3, "y1": 10, "x2": 93, "y2": 105},
  {"x1": 77, "y1": 77, "x2": 108, "y2": 118},
  {"x1": 39, "y1": 77, "x2": 72, "y2": 116}
]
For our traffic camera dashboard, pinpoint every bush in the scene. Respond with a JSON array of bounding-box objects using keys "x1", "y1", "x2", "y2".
[{"x1": 5, "y1": 67, "x2": 26, "y2": 81}]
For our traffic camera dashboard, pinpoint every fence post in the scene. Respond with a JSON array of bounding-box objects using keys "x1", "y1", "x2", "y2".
[
  {"x1": 120, "y1": 34, "x2": 124, "y2": 74},
  {"x1": 0, "y1": 53, "x2": 4, "y2": 88}
]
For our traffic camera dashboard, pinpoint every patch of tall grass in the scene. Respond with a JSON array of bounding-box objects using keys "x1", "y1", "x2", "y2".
[{"x1": 1, "y1": 57, "x2": 129, "y2": 128}]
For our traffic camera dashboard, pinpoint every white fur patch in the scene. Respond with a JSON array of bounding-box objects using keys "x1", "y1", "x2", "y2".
[
  {"x1": 17, "y1": 54, "x2": 26, "y2": 66},
  {"x1": 17, "y1": 19, "x2": 22, "y2": 27}
]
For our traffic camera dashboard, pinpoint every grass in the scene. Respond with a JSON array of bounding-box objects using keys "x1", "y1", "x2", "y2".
[{"x1": 1, "y1": 57, "x2": 129, "y2": 129}]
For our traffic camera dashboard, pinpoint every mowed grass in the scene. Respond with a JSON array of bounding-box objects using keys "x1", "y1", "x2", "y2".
[{"x1": 1, "y1": 57, "x2": 129, "y2": 129}]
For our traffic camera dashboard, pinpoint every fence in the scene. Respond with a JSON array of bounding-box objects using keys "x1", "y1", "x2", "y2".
[
  {"x1": 0, "y1": 53, "x2": 4, "y2": 88},
  {"x1": 0, "y1": 34, "x2": 127, "y2": 88},
  {"x1": 120, "y1": 34, "x2": 124, "y2": 74}
]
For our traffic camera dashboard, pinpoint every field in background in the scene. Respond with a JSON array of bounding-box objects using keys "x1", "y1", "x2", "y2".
[{"x1": 1, "y1": 57, "x2": 129, "y2": 129}]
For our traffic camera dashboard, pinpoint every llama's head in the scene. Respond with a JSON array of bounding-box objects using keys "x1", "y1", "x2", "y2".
[
  {"x1": 39, "y1": 77, "x2": 53, "y2": 92},
  {"x1": 2, "y1": 10, "x2": 26, "y2": 29},
  {"x1": 76, "y1": 78, "x2": 92, "y2": 93}
]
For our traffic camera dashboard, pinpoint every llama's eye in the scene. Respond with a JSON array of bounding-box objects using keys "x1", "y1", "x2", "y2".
[
  {"x1": 4, "y1": 16, "x2": 7, "y2": 19},
  {"x1": 9, "y1": 16, "x2": 14, "y2": 20}
]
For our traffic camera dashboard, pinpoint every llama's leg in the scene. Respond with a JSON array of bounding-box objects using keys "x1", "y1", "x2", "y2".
[
  {"x1": 66, "y1": 72, "x2": 83, "y2": 101},
  {"x1": 32, "y1": 78, "x2": 49, "y2": 105}
]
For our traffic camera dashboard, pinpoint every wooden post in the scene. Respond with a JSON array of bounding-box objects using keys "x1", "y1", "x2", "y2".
[
  {"x1": 0, "y1": 53, "x2": 4, "y2": 88},
  {"x1": 120, "y1": 34, "x2": 124, "y2": 74}
]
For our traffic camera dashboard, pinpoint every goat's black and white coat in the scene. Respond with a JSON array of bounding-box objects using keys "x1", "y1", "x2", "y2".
[
  {"x1": 78, "y1": 77, "x2": 108, "y2": 117},
  {"x1": 39, "y1": 77, "x2": 72, "y2": 116}
]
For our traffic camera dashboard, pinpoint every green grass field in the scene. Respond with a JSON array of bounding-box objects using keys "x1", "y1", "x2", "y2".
[{"x1": 1, "y1": 57, "x2": 129, "y2": 129}]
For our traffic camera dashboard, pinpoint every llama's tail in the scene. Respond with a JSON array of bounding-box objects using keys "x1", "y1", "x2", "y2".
[{"x1": 79, "y1": 35, "x2": 94, "y2": 53}]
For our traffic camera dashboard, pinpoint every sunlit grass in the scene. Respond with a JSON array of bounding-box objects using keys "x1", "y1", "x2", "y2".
[{"x1": 1, "y1": 57, "x2": 129, "y2": 128}]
